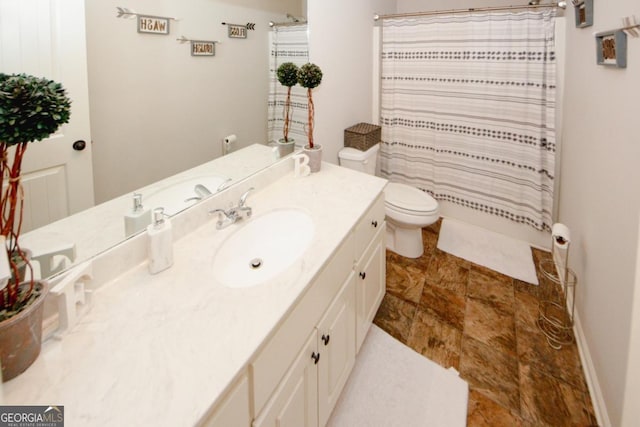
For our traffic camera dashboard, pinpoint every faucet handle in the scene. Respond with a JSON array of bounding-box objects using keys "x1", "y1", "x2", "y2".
[
  {"x1": 209, "y1": 208, "x2": 225, "y2": 216},
  {"x1": 238, "y1": 187, "x2": 255, "y2": 207},
  {"x1": 209, "y1": 208, "x2": 235, "y2": 230}
]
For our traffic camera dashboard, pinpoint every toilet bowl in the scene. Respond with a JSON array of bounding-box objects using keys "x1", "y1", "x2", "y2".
[{"x1": 338, "y1": 145, "x2": 439, "y2": 258}]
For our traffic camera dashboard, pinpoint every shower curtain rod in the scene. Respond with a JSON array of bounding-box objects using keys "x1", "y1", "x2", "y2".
[
  {"x1": 269, "y1": 20, "x2": 307, "y2": 28},
  {"x1": 373, "y1": 1, "x2": 566, "y2": 20}
]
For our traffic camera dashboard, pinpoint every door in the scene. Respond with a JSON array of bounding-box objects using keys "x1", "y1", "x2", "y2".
[
  {"x1": 355, "y1": 226, "x2": 386, "y2": 352},
  {"x1": 0, "y1": 0, "x2": 95, "y2": 232},
  {"x1": 253, "y1": 331, "x2": 319, "y2": 427},
  {"x1": 317, "y1": 272, "x2": 356, "y2": 427}
]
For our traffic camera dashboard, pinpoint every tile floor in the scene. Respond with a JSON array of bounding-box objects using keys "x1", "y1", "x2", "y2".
[{"x1": 373, "y1": 220, "x2": 598, "y2": 426}]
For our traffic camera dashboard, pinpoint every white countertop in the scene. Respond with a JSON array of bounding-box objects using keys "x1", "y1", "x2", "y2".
[
  {"x1": 20, "y1": 144, "x2": 280, "y2": 279},
  {"x1": 3, "y1": 162, "x2": 387, "y2": 426}
]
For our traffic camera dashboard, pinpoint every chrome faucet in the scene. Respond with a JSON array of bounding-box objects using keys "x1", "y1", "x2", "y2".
[
  {"x1": 209, "y1": 187, "x2": 254, "y2": 229},
  {"x1": 184, "y1": 184, "x2": 214, "y2": 203}
]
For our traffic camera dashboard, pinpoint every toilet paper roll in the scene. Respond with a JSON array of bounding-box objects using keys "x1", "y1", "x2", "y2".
[
  {"x1": 551, "y1": 223, "x2": 571, "y2": 246},
  {"x1": 223, "y1": 134, "x2": 237, "y2": 155}
]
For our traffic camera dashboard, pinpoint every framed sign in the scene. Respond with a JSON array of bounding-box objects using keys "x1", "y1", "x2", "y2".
[
  {"x1": 227, "y1": 24, "x2": 247, "y2": 39},
  {"x1": 191, "y1": 41, "x2": 216, "y2": 57},
  {"x1": 137, "y1": 15, "x2": 170, "y2": 35},
  {"x1": 574, "y1": 0, "x2": 593, "y2": 28},
  {"x1": 596, "y1": 30, "x2": 627, "y2": 68}
]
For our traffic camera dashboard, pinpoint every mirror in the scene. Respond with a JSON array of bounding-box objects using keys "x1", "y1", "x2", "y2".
[
  {"x1": 2, "y1": 0, "x2": 307, "y2": 280},
  {"x1": 86, "y1": 0, "x2": 306, "y2": 203}
]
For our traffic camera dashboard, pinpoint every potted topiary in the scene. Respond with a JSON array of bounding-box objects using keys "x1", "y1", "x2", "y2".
[
  {"x1": 297, "y1": 63, "x2": 323, "y2": 172},
  {"x1": 0, "y1": 73, "x2": 72, "y2": 382},
  {"x1": 276, "y1": 62, "x2": 299, "y2": 158}
]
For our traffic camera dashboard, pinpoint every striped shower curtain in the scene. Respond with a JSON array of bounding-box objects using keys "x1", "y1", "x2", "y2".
[
  {"x1": 379, "y1": 10, "x2": 557, "y2": 231},
  {"x1": 267, "y1": 24, "x2": 309, "y2": 146}
]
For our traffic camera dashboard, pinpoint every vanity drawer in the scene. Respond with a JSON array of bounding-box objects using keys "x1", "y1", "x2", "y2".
[
  {"x1": 251, "y1": 233, "x2": 355, "y2": 416},
  {"x1": 354, "y1": 194, "x2": 385, "y2": 258}
]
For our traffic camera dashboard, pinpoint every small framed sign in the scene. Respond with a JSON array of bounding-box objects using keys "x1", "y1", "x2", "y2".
[
  {"x1": 138, "y1": 15, "x2": 170, "y2": 35},
  {"x1": 227, "y1": 24, "x2": 247, "y2": 39},
  {"x1": 191, "y1": 41, "x2": 216, "y2": 57},
  {"x1": 574, "y1": 0, "x2": 594, "y2": 28},
  {"x1": 596, "y1": 30, "x2": 627, "y2": 68}
]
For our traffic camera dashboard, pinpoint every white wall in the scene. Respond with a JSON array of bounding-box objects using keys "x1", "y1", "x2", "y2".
[
  {"x1": 560, "y1": 0, "x2": 640, "y2": 424},
  {"x1": 306, "y1": 0, "x2": 396, "y2": 165},
  {"x1": 85, "y1": 0, "x2": 302, "y2": 203},
  {"x1": 622, "y1": 216, "x2": 640, "y2": 426}
]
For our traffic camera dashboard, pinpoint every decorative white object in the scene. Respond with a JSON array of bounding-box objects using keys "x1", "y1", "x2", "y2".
[
  {"x1": 147, "y1": 208, "x2": 173, "y2": 274},
  {"x1": 293, "y1": 154, "x2": 311, "y2": 177},
  {"x1": 49, "y1": 260, "x2": 94, "y2": 337},
  {"x1": 124, "y1": 193, "x2": 151, "y2": 237},
  {"x1": 30, "y1": 242, "x2": 77, "y2": 279},
  {"x1": 622, "y1": 15, "x2": 640, "y2": 37}
]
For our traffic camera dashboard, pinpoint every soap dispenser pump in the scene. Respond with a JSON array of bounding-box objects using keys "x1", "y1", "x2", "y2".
[
  {"x1": 147, "y1": 207, "x2": 173, "y2": 274},
  {"x1": 124, "y1": 193, "x2": 152, "y2": 237}
]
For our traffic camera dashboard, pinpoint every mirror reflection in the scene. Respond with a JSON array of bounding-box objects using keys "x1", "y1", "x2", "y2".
[{"x1": 0, "y1": 0, "x2": 307, "y2": 280}]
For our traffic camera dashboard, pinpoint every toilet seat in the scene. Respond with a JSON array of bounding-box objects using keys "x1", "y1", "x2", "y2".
[{"x1": 384, "y1": 183, "x2": 438, "y2": 216}]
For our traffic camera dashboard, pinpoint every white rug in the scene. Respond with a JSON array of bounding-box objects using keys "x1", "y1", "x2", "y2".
[
  {"x1": 327, "y1": 325, "x2": 468, "y2": 427},
  {"x1": 437, "y1": 218, "x2": 539, "y2": 285}
]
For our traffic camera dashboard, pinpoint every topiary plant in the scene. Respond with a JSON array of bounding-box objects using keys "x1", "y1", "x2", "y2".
[
  {"x1": 0, "y1": 73, "x2": 71, "y2": 315},
  {"x1": 276, "y1": 62, "x2": 299, "y2": 143},
  {"x1": 297, "y1": 63, "x2": 323, "y2": 149}
]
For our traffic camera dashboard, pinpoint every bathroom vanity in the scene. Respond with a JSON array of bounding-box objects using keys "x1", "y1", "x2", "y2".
[{"x1": 2, "y1": 159, "x2": 387, "y2": 427}]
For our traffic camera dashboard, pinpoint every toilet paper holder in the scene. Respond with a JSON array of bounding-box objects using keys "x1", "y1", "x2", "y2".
[
  {"x1": 223, "y1": 134, "x2": 237, "y2": 155},
  {"x1": 537, "y1": 224, "x2": 577, "y2": 350}
]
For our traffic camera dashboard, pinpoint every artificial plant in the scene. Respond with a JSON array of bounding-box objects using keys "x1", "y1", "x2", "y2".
[
  {"x1": 0, "y1": 73, "x2": 71, "y2": 319},
  {"x1": 276, "y1": 62, "x2": 299, "y2": 143},
  {"x1": 297, "y1": 63, "x2": 323, "y2": 149}
]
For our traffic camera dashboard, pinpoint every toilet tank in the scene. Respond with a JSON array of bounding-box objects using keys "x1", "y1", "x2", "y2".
[{"x1": 338, "y1": 144, "x2": 380, "y2": 175}]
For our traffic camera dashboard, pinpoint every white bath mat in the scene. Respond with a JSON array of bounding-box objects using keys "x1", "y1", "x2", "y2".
[
  {"x1": 437, "y1": 218, "x2": 539, "y2": 285},
  {"x1": 327, "y1": 325, "x2": 468, "y2": 427}
]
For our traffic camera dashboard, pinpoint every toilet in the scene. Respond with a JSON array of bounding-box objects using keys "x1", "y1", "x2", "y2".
[{"x1": 338, "y1": 144, "x2": 439, "y2": 258}]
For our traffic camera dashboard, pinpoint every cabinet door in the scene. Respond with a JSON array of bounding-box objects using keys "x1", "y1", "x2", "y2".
[
  {"x1": 253, "y1": 331, "x2": 319, "y2": 427},
  {"x1": 355, "y1": 226, "x2": 386, "y2": 352},
  {"x1": 317, "y1": 272, "x2": 356, "y2": 426}
]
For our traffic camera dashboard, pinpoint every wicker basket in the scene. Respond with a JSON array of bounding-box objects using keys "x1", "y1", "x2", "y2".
[{"x1": 344, "y1": 123, "x2": 381, "y2": 151}]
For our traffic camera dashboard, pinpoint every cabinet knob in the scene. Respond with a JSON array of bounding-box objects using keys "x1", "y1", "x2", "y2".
[
  {"x1": 311, "y1": 352, "x2": 320, "y2": 364},
  {"x1": 371, "y1": 220, "x2": 378, "y2": 228},
  {"x1": 359, "y1": 271, "x2": 366, "y2": 280},
  {"x1": 322, "y1": 334, "x2": 330, "y2": 346}
]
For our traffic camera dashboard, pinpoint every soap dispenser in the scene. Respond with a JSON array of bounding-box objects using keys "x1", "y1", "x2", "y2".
[
  {"x1": 124, "y1": 193, "x2": 151, "y2": 237},
  {"x1": 147, "y1": 207, "x2": 173, "y2": 274}
]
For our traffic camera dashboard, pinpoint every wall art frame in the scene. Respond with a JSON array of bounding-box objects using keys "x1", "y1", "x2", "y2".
[
  {"x1": 574, "y1": 0, "x2": 594, "y2": 28},
  {"x1": 137, "y1": 15, "x2": 170, "y2": 35},
  {"x1": 595, "y1": 30, "x2": 627, "y2": 68},
  {"x1": 191, "y1": 41, "x2": 216, "y2": 57}
]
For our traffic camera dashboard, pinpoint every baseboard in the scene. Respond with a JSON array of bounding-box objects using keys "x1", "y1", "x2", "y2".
[
  {"x1": 572, "y1": 309, "x2": 611, "y2": 426},
  {"x1": 552, "y1": 256, "x2": 611, "y2": 426}
]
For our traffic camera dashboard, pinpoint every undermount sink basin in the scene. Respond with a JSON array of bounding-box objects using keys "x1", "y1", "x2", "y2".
[{"x1": 213, "y1": 208, "x2": 315, "y2": 288}]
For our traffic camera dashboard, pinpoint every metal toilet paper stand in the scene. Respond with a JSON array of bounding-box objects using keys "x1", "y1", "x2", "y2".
[{"x1": 537, "y1": 235, "x2": 577, "y2": 350}]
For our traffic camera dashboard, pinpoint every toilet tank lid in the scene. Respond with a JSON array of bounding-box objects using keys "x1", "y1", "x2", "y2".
[
  {"x1": 338, "y1": 144, "x2": 380, "y2": 161},
  {"x1": 384, "y1": 183, "x2": 438, "y2": 212}
]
